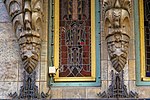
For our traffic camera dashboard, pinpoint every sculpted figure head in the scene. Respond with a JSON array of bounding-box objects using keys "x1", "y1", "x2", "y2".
[
  {"x1": 103, "y1": 0, "x2": 131, "y2": 72},
  {"x1": 5, "y1": 0, "x2": 43, "y2": 74}
]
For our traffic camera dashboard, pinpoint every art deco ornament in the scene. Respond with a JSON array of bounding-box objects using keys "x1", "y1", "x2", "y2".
[
  {"x1": 3, "y1": 0, "x2": 49, "y2": 99},
  {"x1": 103, "y1": 0, "x2": 131, "y2": 72},
  {"x1": 4, "y1": 0, "x2": 43, "y2": 74}
]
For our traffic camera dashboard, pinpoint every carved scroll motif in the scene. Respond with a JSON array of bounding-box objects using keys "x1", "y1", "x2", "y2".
[
  {"x1": 103, "y1": 0, "x2": 131, "y2": 72},
  {"x1": 4, "y1": 0, "x2": 43, "y2": 74}
]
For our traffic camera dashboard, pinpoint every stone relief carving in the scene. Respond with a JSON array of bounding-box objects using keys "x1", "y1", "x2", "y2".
[
  {"x1": 3, "y1": 0, "x2": 43, "y2": 74},
  {"x1": 103, "y1": 0, "x2": 131, "y2": 72},
  {"x1": 98, "y1": 1, "x2": 138, "y2": 98}
]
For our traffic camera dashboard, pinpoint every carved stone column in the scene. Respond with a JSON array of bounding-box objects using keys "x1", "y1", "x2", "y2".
[
  {"x1": 3, "y1": 0, "x2": 48, "y2": 99},
  {"x1": 98, "y1": 0, "x2": 138, "y2": 98}
]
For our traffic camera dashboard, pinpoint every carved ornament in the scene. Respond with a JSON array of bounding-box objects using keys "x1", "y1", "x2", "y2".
[
  {"x1": 103, "y1": 0, "x2": 131, "y2": 72},
  {"x1": 4, "y1": 0, "x2": 43, "y2": 74}
]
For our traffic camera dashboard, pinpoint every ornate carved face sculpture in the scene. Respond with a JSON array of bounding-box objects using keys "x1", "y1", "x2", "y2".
[
  {"x1": 19, "y1": 30, "x2": 41, "y2": 74},
  {"x1": 104, "y1": 0, "x2": 131, "y2": 72},
  {"x1": 5, "y1": 0, "x2": 43, "y2": 74}
]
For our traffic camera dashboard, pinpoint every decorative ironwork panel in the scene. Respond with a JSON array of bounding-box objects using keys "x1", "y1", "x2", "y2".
[{"x1": 59, "y1": 0, "x2": 91, "y2": 77}]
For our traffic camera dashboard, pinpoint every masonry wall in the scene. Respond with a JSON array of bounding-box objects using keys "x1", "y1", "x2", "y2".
[
  {"x1": 0, "y1": 0, "x2": 150, "y2": 99},
  {"x1": 0, "y1": 0, "x2": 19, "y2": 98}
]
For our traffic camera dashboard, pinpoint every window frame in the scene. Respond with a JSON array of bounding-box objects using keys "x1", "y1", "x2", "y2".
[
  {"x1": 48, "y1": 0, "x2": 101, "y2": 86},
  {"x1": 54, "y1": 0, "x2": 96, "y2": 82},
  {"x1": 135, "y1": 0, "x2": 150, "y2": 85}
]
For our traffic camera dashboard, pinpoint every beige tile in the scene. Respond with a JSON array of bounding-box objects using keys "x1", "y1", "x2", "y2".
[
  {"x1": 129, "y1": 10, "x2": 134, "y2": 40},
  {"x1": 128, "y1": 39, "x2": 135, "y2": 60},
  {"x1": 40, "y1": 42, "x2": 48, "y2": 63},
  {"x1": 101, "y1": 60, "x2": 108, "y2": 80},
  {"x1": 39, "y1": 81, "x2": 52, "y2": 99},
  {"x1": 100, "y1": 20, "x2": 105, "y2": 40},
  {"x1": 101, "y1": 40, "x2": 108, "y2": 60},
  {"x1": 101, "y1": 80, "x2": 108, "y2": 92},
  {"x1": 107, "y1": 60, "x2": 115, "y2": 81},
  {"x1": 128, "y1": 60, "x2": 136, "y2": 80},
  {"x1": 101, "y1": 31, "x2": 106, "y2": 41},
  {"x1": 40, "y1": 61, "x2": 48, "y2": 81},
  {"x1": 40, "y1": 55, "x2": 48, "y2": 63},
  {"x1": 128, "y1": 81, "x2": 137, "y2": 92},
  {"x1": 123, "y1": 60, "x2": 129, "y2": 81},
  {"x1": 137, "y1": 87, "x2": 150, "y2": 98},
  {"x1": 86, "y1": 87, "x2": 101, "y2": 99},
  {"x1": 42, "y1": 1, "x2": 48, "y2": 42},
  {"x1": 124, "y1": 81, "x2": 129, "y2": 93},
  {"x1": 51, "y1": 87, "x2": 63, "y2": 99},
  {"x1": 36, "y1": 62, "x2": 41, "y2": 81},
  {"x1": 62, "y1": 87, "x2": 86, "y2": 99}
]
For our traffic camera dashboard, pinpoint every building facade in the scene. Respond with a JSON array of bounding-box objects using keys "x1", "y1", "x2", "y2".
[{"x1": 0, "y1": 0, "x2": 150, "y2": 99}]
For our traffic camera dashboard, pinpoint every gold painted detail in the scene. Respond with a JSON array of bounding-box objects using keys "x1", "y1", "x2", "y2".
[{"x1": 4, "y1": 0, "x2": 43, "y2": 74}]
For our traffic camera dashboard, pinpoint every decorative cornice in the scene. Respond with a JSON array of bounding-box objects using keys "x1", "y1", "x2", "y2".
[{"x1": 4, "y1": 0, "x2": 43, "y2": 74}]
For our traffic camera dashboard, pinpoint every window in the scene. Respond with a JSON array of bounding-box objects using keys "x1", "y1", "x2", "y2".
[
  {"x1": 139, "y1": 0, "x2": 150, "y2": 81},
  {"x1": 49, "y1": 0, "x2": 100, "y2": 86},
  {"x1": 136, "y1": 0, "x2": 150, "y2": 85}
]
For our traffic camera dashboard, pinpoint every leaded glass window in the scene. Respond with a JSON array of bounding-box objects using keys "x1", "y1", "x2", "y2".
[
  {"x1": 54, "y1": 0, "x2": 96, "y2": 82},
  {"x1": 59, "y1": 0, "x2": 91, "y2": 77}
]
